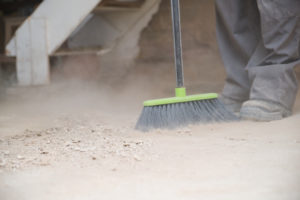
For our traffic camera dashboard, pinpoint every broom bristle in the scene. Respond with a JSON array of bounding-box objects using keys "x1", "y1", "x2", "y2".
[{"x1": 135, "y1": 98, "x2": 239, "y2": 131}]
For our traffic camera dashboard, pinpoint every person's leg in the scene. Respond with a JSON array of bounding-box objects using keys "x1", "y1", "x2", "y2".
[
  {"x1": 240, "y1": 0, "x2": 300, "y2": 121},
  {"x1": 215, "y1": 0, "x2": 261, "y2": 111}
]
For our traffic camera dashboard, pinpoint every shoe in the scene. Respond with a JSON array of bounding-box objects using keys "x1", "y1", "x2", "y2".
[
  {"x1": 240, "y1": 100, "x2": 291, "y2": 122},
  {"x1": 219, "y1": 95, "x2": 243, "y2": 113}
]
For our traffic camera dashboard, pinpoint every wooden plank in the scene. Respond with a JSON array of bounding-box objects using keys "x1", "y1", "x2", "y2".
[
  {"x1": 6, "y1": 0, "x2": 103, "y2": 56},
  {"x1": 30, "y1": 18, "x2": 49, "y2": 85},
  {"x1": 93, "y1": 6, "x2": 140, "y2": 12},
  {"x1": 99, "y1": 0, "x2": 145, "y2": 7},
  {"x1": 37, "y1": 0, "x2": 103, "y2": 54},
  {"x1": 53, "y1": 47, "x2": 101, "y2": 56}
]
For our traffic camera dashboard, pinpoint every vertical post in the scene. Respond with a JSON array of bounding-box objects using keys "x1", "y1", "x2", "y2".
[
  {"x1": 15, "y1": 18, "x2": 49, "y2": 86},
  {"x1": 30, "y1": 18, "x2": 49, "y2": 85},
  {"x1": 16, "y1": 22, "x2": 32, "y2": 86},
  {"x1": 171, "y1": 0, "x2": 184, "y2": 88}
]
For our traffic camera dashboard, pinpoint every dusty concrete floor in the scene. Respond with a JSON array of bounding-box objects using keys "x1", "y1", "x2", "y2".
[
  {"x1": 0, "y1": 61, "x2": 300, "y2": 200},
  {"x1": 1, "y1": 1, "x2": 300, "y2": 199}
]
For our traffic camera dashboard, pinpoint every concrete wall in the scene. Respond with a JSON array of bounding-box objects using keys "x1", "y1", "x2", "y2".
[
  {"x1": 136, "y1": 0, "x2": 225, "y2": 93},
  {"x1": 138, "y1": 0, "x2": 219, "y2": 63},
  {"x1": 55, "y1": 0, "x2": 226, "y2": 91}
]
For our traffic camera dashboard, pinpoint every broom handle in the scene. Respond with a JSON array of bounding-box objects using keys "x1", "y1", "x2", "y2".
[{"x1": 171, "y1": 0, "x2": 184, "y2": 88}]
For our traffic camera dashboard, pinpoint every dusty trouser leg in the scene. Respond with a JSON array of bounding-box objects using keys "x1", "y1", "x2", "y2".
[
  {"x1": 240, "y1": 0, "x2": 300, "y2": 121},
  {"x1": 215, "y1": 0, "x2": 261, "y2": 111}
]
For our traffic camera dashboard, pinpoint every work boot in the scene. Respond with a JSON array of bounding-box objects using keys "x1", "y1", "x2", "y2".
[
  {"x1": 240, "y1": 100, "x2": 291, "y2": 121},
  {"x1": 219, "y1": 95, "x2": 244, "y2": 113}
]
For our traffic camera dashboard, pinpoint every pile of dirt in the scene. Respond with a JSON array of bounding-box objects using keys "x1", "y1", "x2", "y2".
[{"x1": 0, "y1": 116, "x2": 154, "y2": 172}]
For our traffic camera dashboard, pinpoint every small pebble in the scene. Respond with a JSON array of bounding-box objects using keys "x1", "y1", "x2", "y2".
[
  {"x1": 135, "y1": 141, "x2": 144, "y2": 146},
  {"x1": 134, "y1": 155, "x2": 141, "y2": 161},
  {"x1": 65, "y1": 141, "x2": 72, "y2": 147},
  {"x1": 39, "y1": 161, "x2": 50, "y2": 166},
  {"x1": 123, "y1": 144, "x2": 130, "y2": 147}
]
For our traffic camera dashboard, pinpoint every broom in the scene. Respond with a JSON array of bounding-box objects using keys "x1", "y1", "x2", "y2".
[{"x1": 135, "y1": 0, "x2": 238, "y2": 131}]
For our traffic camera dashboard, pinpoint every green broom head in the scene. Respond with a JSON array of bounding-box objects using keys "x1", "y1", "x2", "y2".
[{"x1": 135, "y1": 88, "x2": 238, "y2": 131}]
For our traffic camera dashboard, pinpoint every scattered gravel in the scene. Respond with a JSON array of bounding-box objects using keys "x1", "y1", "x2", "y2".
[{"x1": 0, "y1": 117, "x2": 154, "y2": 171}]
